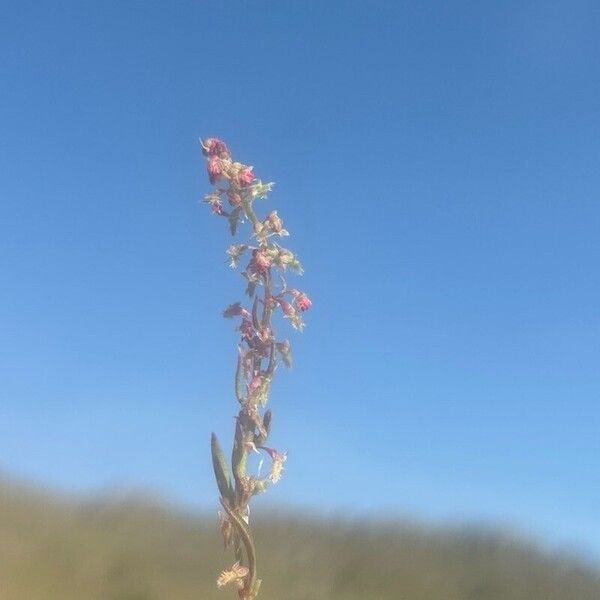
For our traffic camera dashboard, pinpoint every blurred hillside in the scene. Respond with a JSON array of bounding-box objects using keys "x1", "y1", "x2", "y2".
[{"x1": 0, "y1": 479, "x2": 599, "y2": 600}]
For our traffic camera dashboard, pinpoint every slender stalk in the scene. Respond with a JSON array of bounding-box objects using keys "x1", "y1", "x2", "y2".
[
  {"x1": 220, "y1": 497, "x2": 257, "y2": 597},
  {"x1": 202, "y1": 138, "x2": 311, "y2": 599}
]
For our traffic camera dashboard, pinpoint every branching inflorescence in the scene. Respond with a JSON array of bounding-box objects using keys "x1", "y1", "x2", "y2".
[{"x1": 201, "y1": 138, "x2": 311, "y2": 599}]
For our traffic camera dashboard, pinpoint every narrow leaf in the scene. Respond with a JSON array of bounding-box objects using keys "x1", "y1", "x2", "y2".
[{"x1": 211, "y1": 433, "x2": 235, "y2": 503}]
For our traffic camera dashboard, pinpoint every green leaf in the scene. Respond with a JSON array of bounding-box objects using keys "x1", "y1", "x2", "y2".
[
  {"x1": 231, "y1": 419, "x2": 246, "y2": 482},
  {"x1": 211, "y1": 433, "x2": 234, "y2": 503}
]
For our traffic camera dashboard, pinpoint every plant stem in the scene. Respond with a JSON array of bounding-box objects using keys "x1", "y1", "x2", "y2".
[{"x1": 220, "y1": 497, "x2": 258, "y2": 598}]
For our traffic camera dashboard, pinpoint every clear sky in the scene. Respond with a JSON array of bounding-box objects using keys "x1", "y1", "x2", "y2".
[{"x1": 1, "y1": 1, "x2": 599, "y2": 559}]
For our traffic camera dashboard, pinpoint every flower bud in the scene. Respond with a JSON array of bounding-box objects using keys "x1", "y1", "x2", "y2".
[
  {"x1": 260, "y1": 447, "x2": 287, "y2": 483},
  {"x1": 237, "y1": 167, "x2": 255, "y2": 187},
  {"x1": 252, "y1": 248, "x2": 272, "y2": 274},
  {"x1": 295, "y1": 292, "x2": 312, "y2": 311},
  {"x1": 202, "y1": 137, "x2": 230, "y2": 158},
  {"x1": 216, "y1": 561, "x2": 248, "y2": 588},
  {"x1": 203, "y1": 191, "x2": 224, "y2": 214},
  {"x1": 207, "y1": 157, "x2": 223, "y2": 184},
  {"x1": 227, "y1": 244, "x2": 247, "y2": 269},
  {"x1": 267, "y1": 211, "x2": 284, "y2": 233}
]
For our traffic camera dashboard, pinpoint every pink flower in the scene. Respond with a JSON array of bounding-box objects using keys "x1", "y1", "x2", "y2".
[
  {"x1": 216, "y1": 560, "x2": 248, "y2": 588},
  {"x1": 258, "y1": 446, "x2": 288, "y2": 483},
  {"x1": 202, "y1": 137, "x2": 230, "y2": 158},
  {"x1": 203, "y1": 191, "x2": 224, "y2": 214},
  {"x1": 295, "y1": 293, "x2": 312, "y2": 312},
  {"x1": 262, "y1": 211, "x2": 288, "y2": 237},
  {"x1": 207, "y1": 157, "x2": 223, "y2": 184},
  {"x1": 237, "y1": 167, "x2": 255, "y2": 187},
  {"x1": 251, "y1": 248, "x2": 272, "y2": 274}
]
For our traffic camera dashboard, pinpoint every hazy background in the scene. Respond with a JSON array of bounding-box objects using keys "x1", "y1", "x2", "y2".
[{"x1": 1, "y1": 0, "x2": 599, "y2": 581}]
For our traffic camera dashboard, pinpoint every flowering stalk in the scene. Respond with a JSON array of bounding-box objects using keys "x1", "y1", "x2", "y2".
[{"x1": 201, "y1": 138, "x2": 310, "y2": 599}]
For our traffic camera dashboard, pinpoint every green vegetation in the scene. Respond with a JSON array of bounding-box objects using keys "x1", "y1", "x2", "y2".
[{"x1": 1, "y1": 479, "x2": 598, "y2": 600}]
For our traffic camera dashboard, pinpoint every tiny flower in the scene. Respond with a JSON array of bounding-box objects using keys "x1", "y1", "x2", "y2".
[
  {"x1": 204, "y1": 192, "x2": 223, "y2": 215},
  {"x1": 227, "y1": 244, "x2": 247, "y2": 269},
  {"x1": 250, "y1": 180, "x2": 274, "y2": 199},
  {"x1": 237, "y1": 167, "x2": 255, "y2": 187},
  {"x1": 217, "y1": 561, "x2": 249, "y2": 588},
  {"x1": 272, "y1": 248, "x2": 303, "y2": 273},
  {"x1": 203, "y1": 190, "x2": 224, "y2": 214},
  {"x1": 202, "y1": 137, "x2": 230, "y2": 158},
  {"x1": 295, "y1": 292, "x2": 312, "y2": 312},
  {"x1": 266, "y1": 211, "x2": 288, "y2": 236},
  {"x1": 207, "y1": 157, "x2": 223, "y2": 184},
  {"x1": 260, "y1": 447, "x2": 287, "y2": 483},
  {"x1": 251, "y1": 248, "x2": 272, "y2": 274}
]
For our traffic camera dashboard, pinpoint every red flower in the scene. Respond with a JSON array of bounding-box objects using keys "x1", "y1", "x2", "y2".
[
  {"x1": 295, "y1": 293, "x2": 312, "y2": 312},
  {"x1": 202, "y1": 137, "x2": 230, "y2": 158},
  {"x1": 207, "y1": 157, "x2": 223, "y2": 184},
  {"x1": 251, "y1": 248, "x2": 272, "y2": 274},
  {"x1": 237, "y1": 167, "x2": 255, "y2": 187}
]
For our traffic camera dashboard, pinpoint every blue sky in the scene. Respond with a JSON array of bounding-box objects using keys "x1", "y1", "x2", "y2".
[{"x1": 1, "y1": 1, "x2": 599, "y2": 558}]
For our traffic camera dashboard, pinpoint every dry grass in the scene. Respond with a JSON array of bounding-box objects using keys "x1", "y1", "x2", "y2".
[{"x1": 0, "y1": 479, "x2": 598, "y2": 600}]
